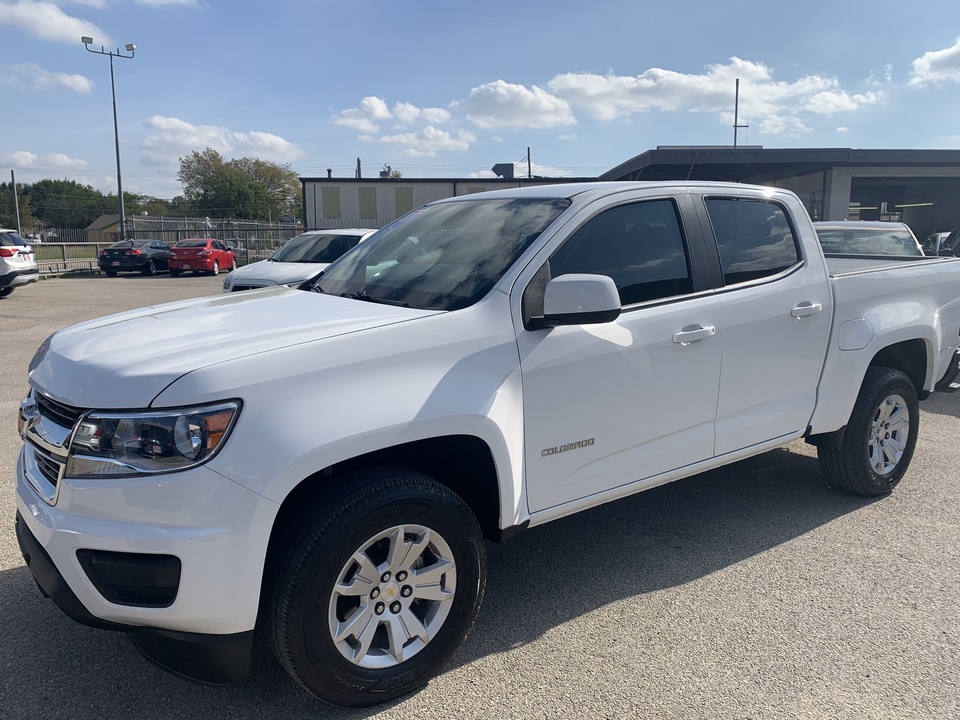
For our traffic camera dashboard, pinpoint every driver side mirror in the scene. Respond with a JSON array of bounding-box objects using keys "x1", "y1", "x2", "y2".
[{"x1": 527, "y1": 274, "x2": 622, "y2": 330}]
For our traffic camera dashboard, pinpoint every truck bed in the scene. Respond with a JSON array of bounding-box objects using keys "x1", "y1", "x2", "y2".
[{"x1": 824, "y1": 254, "x2": 954, "y2": 277}]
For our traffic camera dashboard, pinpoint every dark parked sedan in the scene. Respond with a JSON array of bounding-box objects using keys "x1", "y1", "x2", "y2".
[{"x1": 99, "y1": 239, "x2": 171, "y2": 276}]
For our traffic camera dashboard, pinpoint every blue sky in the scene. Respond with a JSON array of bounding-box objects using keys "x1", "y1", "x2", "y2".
[{"x1": 4, "y1": 0, "x2": 960, "y2": 200}]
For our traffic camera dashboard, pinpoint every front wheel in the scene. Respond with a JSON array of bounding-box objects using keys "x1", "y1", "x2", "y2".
[
  {"x1": 269, "y1": 468, "x2": 486, "y2": 707},
  {"x1": 142, "y1": 260, "x2": 156, "y2": 276},
  {"x1": 818, "y1": 367, "x2": 919, "y2": 496},
  {"x1": 169, "y1": 269, "x2": 180, "y2": 277},
  {"x1": 0, "y1": 287, "x2": 13, "y2": 298}
]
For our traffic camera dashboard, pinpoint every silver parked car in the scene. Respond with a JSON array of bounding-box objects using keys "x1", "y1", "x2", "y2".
[
  {"x1": 221, "y1": 228, "x2": 376, "y2": 292},
  {"x1": 813, "y1": 220, "x2": 924, "y2": 256},
  {"x1": 0, "y1": 228, "x2": 39, "y2": 298}
]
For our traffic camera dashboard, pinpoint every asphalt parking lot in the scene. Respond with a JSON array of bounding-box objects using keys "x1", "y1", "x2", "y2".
[{"x1": 1, "y1": 276, "x2": 959, "y2": 720}]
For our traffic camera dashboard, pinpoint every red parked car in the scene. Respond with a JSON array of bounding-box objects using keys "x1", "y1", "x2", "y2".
[{"x1": 168, "y1": 238, "x2": 236, "y2": 276}]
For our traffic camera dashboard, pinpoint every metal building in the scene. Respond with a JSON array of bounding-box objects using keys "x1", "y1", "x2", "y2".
[
  {"x1": 602, "y1": 146, "x2": 960, "y2": 240},
  {"x1": 301, "y1": 147, "x2": 960, "y2": 242}
]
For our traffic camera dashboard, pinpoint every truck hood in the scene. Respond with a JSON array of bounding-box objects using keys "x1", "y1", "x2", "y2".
[
  {"x1": 29, "y1": 287, "x2": 437, "y2": 409},
  {"x1": 224, "y1": 259, "x2": 329, "y2": 287}
]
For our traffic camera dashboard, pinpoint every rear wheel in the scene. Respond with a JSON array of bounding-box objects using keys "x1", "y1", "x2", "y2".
[
  {"x1": 169, "y1": 269, "x2": 180, "y2": 277},
  {"x1": 818, "y1": 367, "x2": 919, "y2": 496},
  {"x1": 210, "y1": 260, "x2": 220, "y2": 276},
  {"x1": 105, "y1": 271, "x2": 118, "y2": 277},
  {"x1": 269, "y1": 468, "x2": 486, "y2": 707}
]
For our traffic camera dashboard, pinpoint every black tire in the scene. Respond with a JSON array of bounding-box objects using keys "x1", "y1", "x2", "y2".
[
  {"x1": 105, "y1": 270, "x2": 118, "y2": 277},
  {"x1": 169, "y1": 269, "x2": 180, "y2": 277},
  {"x1": 142, "y1": 260, "x2": 156, "y2": 276},
  {"x1": 210, "y1": 260, "x2": 219, "y2": 276},
  {"x1": 818, "y1": 367, "x2": 919, "y2": 496},
  {"x1": 0, "y1": 286, "x2": 13, "y2": 298},
  {"x1": 269, "y1": 468, "x2": 486, "y2": 707}
]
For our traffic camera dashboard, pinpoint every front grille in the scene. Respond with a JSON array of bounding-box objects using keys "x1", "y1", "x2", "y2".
[
  {"x1": 31, "y1": 443, "x2": 65, "y2": 486},
  {"x1": 36, "y1": 393, "x2": 84, "y2": 428}
]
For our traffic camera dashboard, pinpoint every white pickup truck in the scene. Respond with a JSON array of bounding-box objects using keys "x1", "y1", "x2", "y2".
[{"x1": 15, "y1": 182, "x2": 960, "y2": 706}]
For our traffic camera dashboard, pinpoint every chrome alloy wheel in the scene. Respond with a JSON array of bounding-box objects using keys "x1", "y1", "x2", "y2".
[
  {"x1": 328, "y1": 524, "x2": 457, "y2": 669},
  {"x1": 868, "y1": 393, "x2": 910, "y2": 476}
]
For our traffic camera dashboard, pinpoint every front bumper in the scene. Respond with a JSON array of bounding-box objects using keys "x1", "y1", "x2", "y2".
[
  {"x1": 16, "y1": 511, "x2": 253, "y2": 684},
  {"x1": 14, "y1": 444, "x2": 280, "y2": 683}
]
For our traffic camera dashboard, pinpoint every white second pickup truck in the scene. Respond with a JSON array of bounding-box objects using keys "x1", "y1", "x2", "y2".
[{"x1": 15, "y1": 182, "x2": 960, "y2": 706}]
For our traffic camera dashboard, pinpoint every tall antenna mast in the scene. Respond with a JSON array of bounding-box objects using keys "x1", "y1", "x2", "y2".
[{"x1": 733, "y1": 78, "x2": 749, "y2": 148}]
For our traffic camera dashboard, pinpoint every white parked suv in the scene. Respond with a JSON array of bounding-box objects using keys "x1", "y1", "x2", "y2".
[
  {"x1": 221, "y1": 228, "x2": 376, "y2": 292},
  {"x1": 0, "y1": 228, "x2": 39, "y2": 297}
]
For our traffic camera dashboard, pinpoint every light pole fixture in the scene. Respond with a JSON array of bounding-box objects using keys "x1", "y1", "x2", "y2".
[{"x1": 82, "y1": 36, "x2": 136, "y2": 243}]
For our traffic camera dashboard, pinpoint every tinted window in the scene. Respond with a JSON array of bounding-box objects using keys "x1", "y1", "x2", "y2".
[
  {"x1": 1, "y1": 231, "x2": 28, "y2": 247},
  {"x1": 176, "y1": 240, "x2": 208, "y2": 248},
  {"x1": 706, "y1": 198, "x2": 800, "y2": 285},
  {"x1": 549, "y1": 199, "x2": 692, "y2": 305}
]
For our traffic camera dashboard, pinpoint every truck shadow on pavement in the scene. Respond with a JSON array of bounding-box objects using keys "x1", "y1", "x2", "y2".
[{"x1": 0, "y1": 446, "x2": 876, "y2": 720}]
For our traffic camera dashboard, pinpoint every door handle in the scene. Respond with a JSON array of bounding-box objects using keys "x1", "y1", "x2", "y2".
[
  {"x1": 791, "y1": 302, "x2": 823, "y2": 319},
  {"x1": 672, "y1": 325, "x2": 716, "y2": 345}
]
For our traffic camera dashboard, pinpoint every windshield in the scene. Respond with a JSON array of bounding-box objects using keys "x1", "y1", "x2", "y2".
[
  {"x1": 313, "y1": 197, "x2": 570, "y2": 311},
  {"x1": 274, "y1": 233, "x2": 364, "y2": 263},
  {"x1": 816, "y1": 228, "x2": 922, "y2": 256}
]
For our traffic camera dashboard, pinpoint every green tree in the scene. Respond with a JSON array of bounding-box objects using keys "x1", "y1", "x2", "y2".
[
  {"x1": 178, "y1": 148, "x2": 300, "y2": 221},
  {"x1": 0, "y1": 182, "x2": 39, "y2": 229},
  {"x1": 20, "y1": 179, "x2": 109, "y2": 228}
]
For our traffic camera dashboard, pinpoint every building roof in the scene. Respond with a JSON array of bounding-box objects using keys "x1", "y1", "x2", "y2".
[
  {"x1": 85, "y1": 214, "x2": 120, "y2": 231},
  {"x1": 600, "y1": 147, "x2": 960, "y2": 183}
]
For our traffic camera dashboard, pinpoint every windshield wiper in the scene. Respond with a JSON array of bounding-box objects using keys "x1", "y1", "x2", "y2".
[{"x1": 339, "y1": 290, "x2": 411, "y2": 308}]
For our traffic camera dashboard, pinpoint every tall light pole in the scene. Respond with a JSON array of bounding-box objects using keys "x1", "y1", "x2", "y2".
[{"x1": 82, "y1": 36, "x2": 135, "y2": 243}]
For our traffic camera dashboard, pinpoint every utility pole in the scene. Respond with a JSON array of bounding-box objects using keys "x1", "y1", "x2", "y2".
[
  {"x1": 11, "y1": 170, "x2": 21, "y2": 235},
  {"x1": 527, "y1": 147, "x2": 532, "y2": 179},
  {"x1": 82, "y1": 36, "x2": 135, "y2": 242},
  {"x1": 733, "y1": 78, "x2": 749, "y2": 148}
]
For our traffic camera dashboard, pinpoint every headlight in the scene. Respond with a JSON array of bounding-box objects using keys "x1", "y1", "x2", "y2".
[{"x1": 64, "y1": 401, "x2": 241, "y2": 478}]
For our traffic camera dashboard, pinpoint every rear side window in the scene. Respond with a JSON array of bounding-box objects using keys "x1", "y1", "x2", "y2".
[
  {"x1": 549, "y1": 199, "x2": 692, "y2": 305},
  {"x1": 705, "y1": 198, "x2": 800, "y2": 285},
  {"x1": 1, "y1": 231, "x2": 27, "y2": 247}
]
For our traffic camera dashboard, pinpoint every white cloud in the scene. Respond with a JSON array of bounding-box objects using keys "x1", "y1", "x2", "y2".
[
  {"x1": 376, "y1": 126, "x2": 477, "y2": 157},
  {"x1": 559, "y1": 133, "x2": 578, "y2": 141},
  {"x1": 332, "y1": 96, "x2": 392, "y2": 132},
  {"x1": 135, "y1": 0, "x2": 201, "y2": 6},
  {"x1": 909, "y1": 38, "x2": 960, "y2": 86},
  {"x1": 463, "y1": 80, "x2": 575, "y2": 129},
  {"x1": 804, "y1": 90, "x2": 882, "y2": 114},
  {"x1": 140, "y1": 115, "x2": 303, "y2": 166},
  {"x1": 548, "y1": 57, "x2": 879, "y2": 138},
  {"x1": 1, "y1": 150, "x2": 88, "y2": 169},
  {"x1": 9, "y1": 62, "x2": 94, "y2": 93},
  {"x1": 0, "y1": 1, "x2": 107, "y2": 44},
  {"x1": 334, "y1": 97, "x2": 452, "y2": 133},
  {"x1": 836, "y1": 127, "x2": 851, "y2": 134}
]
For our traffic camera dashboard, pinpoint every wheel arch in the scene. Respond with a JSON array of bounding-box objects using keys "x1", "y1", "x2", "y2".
[
  {"x1": 260, "y1": 434, "x2": 502, "y2": 593},
  {"x1": 869, "y1": 338, "x2": 929, "y2": 399}
]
